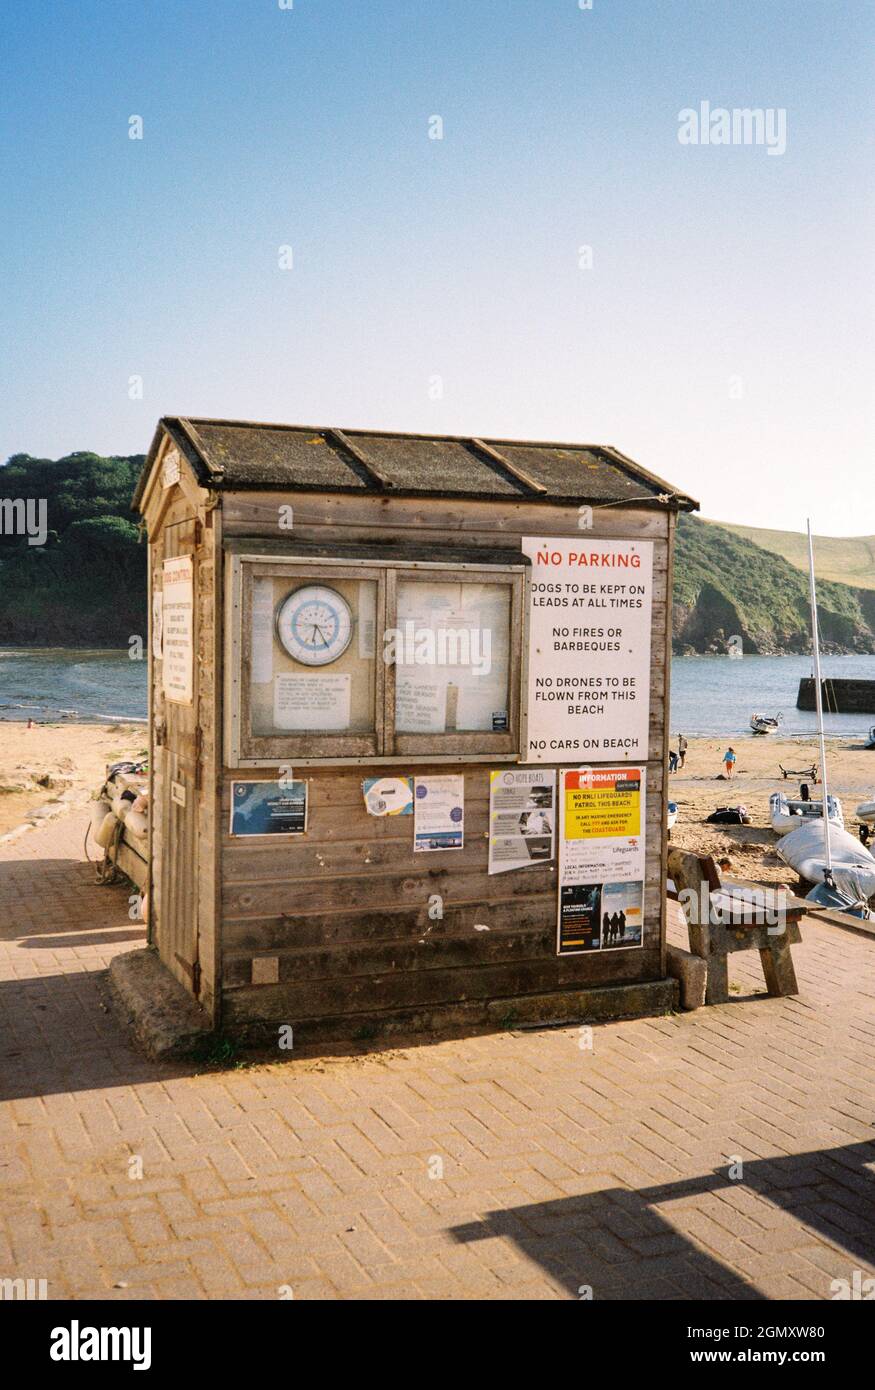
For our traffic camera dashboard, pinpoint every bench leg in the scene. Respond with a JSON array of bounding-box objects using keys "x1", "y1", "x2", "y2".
[
  {"x1": 759, "y1": 939, "x2": 799, "y2": 997},
  {"x1": 705, "y1": 952, "x2": 729, "y2": 1005}
]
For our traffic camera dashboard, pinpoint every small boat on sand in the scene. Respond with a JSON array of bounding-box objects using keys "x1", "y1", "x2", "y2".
[
  {"x1": 769, "y1": 791, "x2": 843, "y2": 834},
  {"x1": 855, "y1": 799, "x2": 875, "y2": 825},
  {"x1": 751, "y1": 712, "x2": 783, "y2": 735},
  {"x1": 667, "y1": 801, "x2": 678, "y2": 830}
]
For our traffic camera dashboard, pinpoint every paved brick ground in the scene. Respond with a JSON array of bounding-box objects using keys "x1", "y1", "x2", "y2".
[{"x1": 2, "y1": 811, "x2": 875, "y2": 1301}]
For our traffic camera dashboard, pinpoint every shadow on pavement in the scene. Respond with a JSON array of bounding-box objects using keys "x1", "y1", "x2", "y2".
[{"x1": 451, "y1": 1140, "x2": 875, "y2": 1299}]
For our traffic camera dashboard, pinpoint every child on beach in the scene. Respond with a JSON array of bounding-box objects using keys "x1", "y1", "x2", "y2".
[{"x1": 722, "y1": 747, "x2": 736, "y2": 778}]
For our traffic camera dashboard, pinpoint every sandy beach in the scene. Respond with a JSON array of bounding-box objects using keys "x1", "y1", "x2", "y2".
[
  {"x1": 668, "y1": 734, "x2": 875, "y2": 886},
  {"x1": 0, "y1": 721, "x2": 145, "y2": 838},
  {"x1": 2, "y1": 722, "x2": 873, "y2": 884}
]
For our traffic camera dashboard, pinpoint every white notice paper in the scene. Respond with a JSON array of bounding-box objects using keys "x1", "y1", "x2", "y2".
[
  {"x1": 151, "y1": 589, "x2": 164, "y2": 660},
  {"x1": 162, "y1": 555, "x2": 194, "y2": 704},
  {"x1": 396, "y1": 676, "x2": 445, "y2": 733},
  {"x1": 522, "y1": 537, "x2": 653, "y2": 763},
  {"x1": 394, "y1": 581, "x2": 510, "y2": 733},
  {"x1": 414, "y1": 775, "x2": 464, "y2": 852},
  {"x1": 251, "y1": 578, "x2": 275, "y2": 685},
  {"x1": 273, "y1": 673, "x2": 351, "y2": 731},
  {"x1": 358, "y1": 581, "x2": 376, "y2": 659}
]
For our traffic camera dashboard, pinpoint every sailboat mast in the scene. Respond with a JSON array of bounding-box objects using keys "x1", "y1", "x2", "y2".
[{"x1": 807, "y1": 519, "x2": 832, "y2": 872}]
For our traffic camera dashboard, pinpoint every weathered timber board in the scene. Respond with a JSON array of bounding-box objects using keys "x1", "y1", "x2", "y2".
[
  {"x1": 222, "y1": 949, "x2": 665, "y2": 1022},
  {"x1": 221, "y1": 492, "x2": 672, "y2": 543}
]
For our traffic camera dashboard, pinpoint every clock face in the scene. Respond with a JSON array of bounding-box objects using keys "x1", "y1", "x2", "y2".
[{"x1": 275, "y1": 585, "x2": 353, "y2": 666}]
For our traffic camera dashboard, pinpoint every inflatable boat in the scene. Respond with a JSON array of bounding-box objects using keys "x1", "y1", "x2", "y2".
[
  {"x1": 775, "y1": 820, "x2": 875, "y2": 904},
  {"x1": 769, "y1": 791, "x2": 843, "y2": 834}
]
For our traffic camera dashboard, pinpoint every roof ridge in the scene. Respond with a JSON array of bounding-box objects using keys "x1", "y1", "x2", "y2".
[{"x1": 131, "y1": 417, "x2": 699, "y2": 513}]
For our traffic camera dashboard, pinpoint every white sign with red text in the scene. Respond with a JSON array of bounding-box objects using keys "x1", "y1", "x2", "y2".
[{"x1": 521, "y1": 537, "x2": 653, "y2": 763}]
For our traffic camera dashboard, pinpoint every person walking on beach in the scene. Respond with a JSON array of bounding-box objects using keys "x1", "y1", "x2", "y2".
[
  {"x1": 678, "y1": 734, "x2": 688, "y2": 768},
  {"x1": 723, "y1": 747, "x2": 736, "y2": 779}
]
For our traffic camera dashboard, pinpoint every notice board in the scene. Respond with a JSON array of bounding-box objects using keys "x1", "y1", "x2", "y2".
[
  {"x1": 161, "y1": 555, "x2": 194, "y2": 705},
  {"x1": 522, "y1": 538, "x2": 653, "y2": 763}
]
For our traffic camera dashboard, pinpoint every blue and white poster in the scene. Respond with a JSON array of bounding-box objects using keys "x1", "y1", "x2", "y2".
[
  {"x1": 413, "y1": 775, "x2": 464, "y2": 852},
  {"x1": 229, "y1": 780, "x2": 308, "y2": 837}
]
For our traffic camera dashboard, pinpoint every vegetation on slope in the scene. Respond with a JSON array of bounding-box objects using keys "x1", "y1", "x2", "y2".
[
  {"x1": 0, "y1": 452, "x2": 873, "y2": 656},
  {"x1": 0, "y1": 452, "x2": 146, "y2": 645},
  {"x1": 674, "y1": 514, "x2": 875, "y2": 655}
]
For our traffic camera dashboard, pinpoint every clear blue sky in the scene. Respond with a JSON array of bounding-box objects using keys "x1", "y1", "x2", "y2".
[{"x1": 1, "y1": 0, "x2": 872, "y2": 534}]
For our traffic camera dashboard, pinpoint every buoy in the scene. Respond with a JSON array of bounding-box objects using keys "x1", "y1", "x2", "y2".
[
  {"x1": 125, "y1": 809, "x2": 148, "y2": 838},
  {"x1": 90, "y1": 798, "x2": 111, "y2": 830},
  {"x1": 95, "y1": 812, "x2": 119, "y2": 849},
  {"x1": 111, "y1": 795, "x2": 130, "y2": 821}
]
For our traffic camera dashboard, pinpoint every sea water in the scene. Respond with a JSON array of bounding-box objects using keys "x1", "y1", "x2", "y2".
[
  {"x1": 1, "y1": 647, "x2": 874, "y2": 737},
  {"x1": 669, "y1": 653, "x2": 875, "y2": 740},
  {"x1": 0, "y1": 648, "x2": 148, "y2": 724}
]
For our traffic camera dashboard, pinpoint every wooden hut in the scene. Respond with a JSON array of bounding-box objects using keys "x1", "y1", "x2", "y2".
[{"x1": 132, "y1": 418, "x2": 697, "y2": 1044}]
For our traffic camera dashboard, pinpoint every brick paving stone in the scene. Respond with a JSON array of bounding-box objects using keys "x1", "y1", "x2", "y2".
[{"x1": 3, "y1": 809, "x2": 875, "y2": 1300}]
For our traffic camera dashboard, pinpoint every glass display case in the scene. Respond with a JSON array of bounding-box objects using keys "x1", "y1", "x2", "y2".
[{"x1": 226, "y1": 552, "x2": 526, "y2": 765}]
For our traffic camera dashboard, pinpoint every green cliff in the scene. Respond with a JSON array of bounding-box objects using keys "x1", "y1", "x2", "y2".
[{"x1": 674, "y1": 514, "x2": 875, "y2": 655}]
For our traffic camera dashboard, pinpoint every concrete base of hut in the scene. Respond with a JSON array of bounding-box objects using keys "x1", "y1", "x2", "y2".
[
  {"x1": 221, "y1": 977, "x2": 679, "y2": 1049},
  {"x1": 108, "y1": 947, "x2": 213, "y2": 1060},
  {"x1": 109, "y1": 945, "x2": 678, "y2": 1056}
]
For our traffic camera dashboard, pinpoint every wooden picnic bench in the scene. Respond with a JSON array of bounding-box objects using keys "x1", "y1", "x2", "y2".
[{"x1": 668, "y1": 848, "x2": 806, "y2": 1005}]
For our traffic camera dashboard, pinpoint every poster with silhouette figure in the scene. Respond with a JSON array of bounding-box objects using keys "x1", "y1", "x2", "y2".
[
  {"x1": 558, "y1": 880, "x2": 645, "y2": 953},
  {"x1": 558, "y1": 766, "x2": 646, "y2": 954}
]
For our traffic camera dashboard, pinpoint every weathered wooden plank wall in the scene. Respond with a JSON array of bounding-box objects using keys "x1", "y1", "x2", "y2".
[
  {"x1": 216, "y1": 491, "x2": 671, "y2": 1034},
  {"x1": 144, "y1": 470, "x2": 221, "y2": 1020}
]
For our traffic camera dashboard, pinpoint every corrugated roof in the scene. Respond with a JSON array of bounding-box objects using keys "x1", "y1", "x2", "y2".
[{"x1": 133, "y1": 417, "x2": 699, "y2": 511}]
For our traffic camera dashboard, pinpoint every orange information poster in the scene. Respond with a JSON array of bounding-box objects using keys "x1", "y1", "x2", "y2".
[{"x1": 557, "y1": 766, "x2": 646, "y2": 955}]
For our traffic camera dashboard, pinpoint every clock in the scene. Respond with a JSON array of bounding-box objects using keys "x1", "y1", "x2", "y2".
[{"x1": 275, "y1": 585, "x2": 354, "y2": 666}]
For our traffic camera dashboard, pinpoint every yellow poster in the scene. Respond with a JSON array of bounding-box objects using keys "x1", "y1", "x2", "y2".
[{"x1": 563, "y1": 768, "x2": 641, "y2": 840}]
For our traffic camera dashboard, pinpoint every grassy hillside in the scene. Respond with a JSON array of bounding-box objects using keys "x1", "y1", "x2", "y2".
[
  {"x1": 705, "y1": 519, "x2": 875, "y2": 591},
  {"x1": 675, "y1": 514, "x2": 875, "y2": 655}
]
